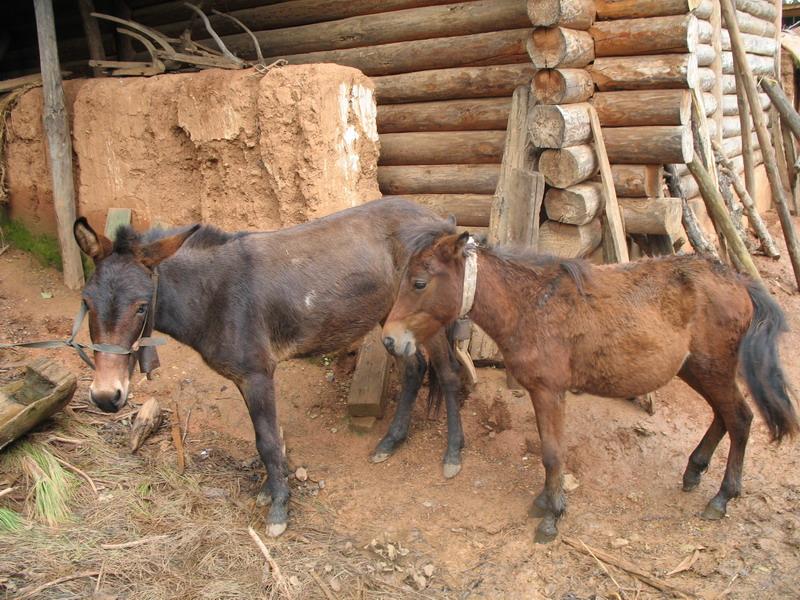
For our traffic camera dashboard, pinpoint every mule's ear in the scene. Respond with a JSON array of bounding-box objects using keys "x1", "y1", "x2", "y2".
[
  {"x1": 73, "y1": 217, "x2": 112, "y2": 262},
  {"x1": 134, "y1": 224, "x2": 200, "y2": 268},
  {"x1": 446, "y1": 214, "x2": 457, "y2": 227},
  {"x1": 437, "y1": 231, "x2": 471, "y2": 262},
  {"x1": 454, "y1": 231, "x2": 471, "y2": 256}
]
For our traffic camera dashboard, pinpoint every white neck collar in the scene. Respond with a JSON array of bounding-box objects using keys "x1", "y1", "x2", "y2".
[{"x1": 459, "y1": 237, "x2": 478, "y2": 318}]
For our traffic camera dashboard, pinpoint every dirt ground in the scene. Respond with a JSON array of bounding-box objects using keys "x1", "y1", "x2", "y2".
[{"x1": 1, "y1": 217, "x2": 800, "y2": 599}]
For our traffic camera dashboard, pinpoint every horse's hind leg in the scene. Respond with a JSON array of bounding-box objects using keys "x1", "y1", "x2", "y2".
[
  {"x1": 679, "y1": 363, "x2": 728, "y2": 491},
  {"x1": 371, "y1": 350, "x2": 426, "y2": 463},
  {"x1": 679, "y1": 361, "x2": 753, "y2": 519},
  {"x1": 702, "y1": 385, "x2": 752, "y2": 520},
  {"x1": 425, "y1": 333, "x2": 465, "y2": 479}
]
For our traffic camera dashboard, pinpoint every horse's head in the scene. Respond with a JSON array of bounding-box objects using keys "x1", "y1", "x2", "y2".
[
  {"x1": 73, "y1": 218, "x2": 198, "y2": 412},
  {"x1": 383, "y1": 231, "x2": 472, "y2": 357}
]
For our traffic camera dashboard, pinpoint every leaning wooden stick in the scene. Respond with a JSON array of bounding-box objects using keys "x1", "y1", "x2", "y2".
[
  {"x1": 762, "y1": 78, "x2": 800, "y2": 143},
  {"x1": 664, "y1": 164, "x2": 718, "y2": 257},
  {"x1": 212, "y1": 9, "x2": 264, "y2": 63},
  {"x1": 720, "y1": 0, "x2": 800, "y2": 290},
  {"x1": 713, "y1": 141, "x2": 781, "y2": 259},
  {"x1": 687, "y1": 157, "x2": 762, "y2": 281}
]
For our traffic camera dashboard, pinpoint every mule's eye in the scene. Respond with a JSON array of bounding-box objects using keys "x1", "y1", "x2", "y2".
[
  {"x1": 136, "y1": 304, "x2": 147, "y2": 315},
  {"x1": 413, "y1": 280, "x2": 427, "y2": 290}
]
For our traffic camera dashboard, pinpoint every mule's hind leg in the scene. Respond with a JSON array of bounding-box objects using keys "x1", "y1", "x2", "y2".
[
  {"x1": 528, "y1": 386, "x2": 567, "y2": 543},
  {"x1": 702, "y1": 386, "x2": 752, "y2": 519},
  {"x1": 371, "y1": 351, "x2": 426, "y2": 463},
  {"x1": 425, "y1": 332, "x2": 465, "y2": 479}
]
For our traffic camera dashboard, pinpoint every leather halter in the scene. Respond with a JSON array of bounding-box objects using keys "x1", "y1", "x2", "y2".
[{"x1": 458, "y1": 237, "x2": 478, "y2": 318}]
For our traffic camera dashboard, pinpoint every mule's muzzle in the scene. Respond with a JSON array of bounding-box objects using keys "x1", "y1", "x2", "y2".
[{"x1": 90, "y1": 388, "x2": 124, "y2": 413}]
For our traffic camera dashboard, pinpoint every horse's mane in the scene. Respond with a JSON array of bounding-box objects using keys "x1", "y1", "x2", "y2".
[
  {"x1": 398, "y1": 219, "x2": 458, "y2": 256},
  {"x1": 490, "y1": 245, "x2": 590, "y2": 295},
  {"x1": 112, "y1": 224, "x2": 249, "y2": 254}
]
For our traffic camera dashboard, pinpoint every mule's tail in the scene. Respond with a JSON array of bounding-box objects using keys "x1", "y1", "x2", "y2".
[
  {"x1": 740, "y1": 281, "x2": 799, "y2": 441},
  {"x1": 426, "y1": 323, "x2": 464, "y2": 417}
]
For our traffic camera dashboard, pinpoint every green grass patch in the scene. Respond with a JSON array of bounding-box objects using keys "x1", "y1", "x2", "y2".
[
  {"x1": 0, "y1": 508, "x2": 24, "y2": 532},
  {"x1": 0, "y1": 214, "x2": 93, "y2": 275}
]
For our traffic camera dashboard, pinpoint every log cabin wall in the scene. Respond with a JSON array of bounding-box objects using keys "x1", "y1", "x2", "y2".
[{"x1": 0, "y1": 0, "x2": 784, "y2": 255}]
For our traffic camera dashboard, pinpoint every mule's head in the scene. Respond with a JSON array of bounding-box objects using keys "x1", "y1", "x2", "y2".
[
  {"x1": 73, "y1": 218, "x2": 197, "y2": 412},
  {"x1": 383, "y1": 231, "x2": 471, "y2": 357}
]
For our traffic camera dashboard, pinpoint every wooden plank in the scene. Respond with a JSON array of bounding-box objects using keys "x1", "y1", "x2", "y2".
[
  {"x1": 589, "y1": 105, "x2": 630, "y2": 262},
  {"x1": 377, "y1": 165, "x2": 499, "y2": 194},
  {"x1": 591, "y1": 14, "x2": 699, "y2": 57},
  {"x1": 405, "y1": 194, "x2": 492, "y2": 226},
  {"x1": 347, "y1": 328, "x2": 392, "y2": 418},
  {"x1": 265, "y1": 29, "x2": 532, "y2": 76},
  {"x1": 601, "y1": 164, "x2": 664, "y2": 197},
  {"x1": 538, "y1": 219, "x2": 603, "y2": 257},
  {"x1": 104, "y1": 208, "x2": 132, "y2": 241},
  {"x1": 595, "y1": 0, "x2": 701, "y2": 20},
  {"x1": 376, "y1": 98, "x2": 511, "y2": 133},
  {"x1": 618, "y1": 197, "x2": 682, "y2": 235},
  {"x1": 590, "y1": 54, "x2": 699, "y2": 91},
  {"x1": 373, "y1": 64, "x2": 535, "y2": 104},
  {"x1": 591, "y1": 89, "x2": 690, "y2": 126},
  {"x1": 217, "y1": 0, "x2": 532, "y2": 58},
  {"x1": 34, "y1": 0, "x2": 84, "y2": 290},
  {"x1": 378, "y1": 131, "x2": 505, "y2": 165}
]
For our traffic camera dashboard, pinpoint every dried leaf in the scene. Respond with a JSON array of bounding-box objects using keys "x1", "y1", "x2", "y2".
[{"x1": 666, "y1": 549, "x2": 701, "y2": 576}]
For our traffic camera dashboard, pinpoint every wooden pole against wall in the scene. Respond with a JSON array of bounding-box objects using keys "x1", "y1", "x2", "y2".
[
  {"x1": 720, "y1": 0, "x2": 800, "y2": 290},
  {"x1": 33, "y1": 0, "x2": 85, "y2": 290}
]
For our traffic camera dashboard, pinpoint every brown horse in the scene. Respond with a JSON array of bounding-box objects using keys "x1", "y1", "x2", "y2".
[
  {"x1": 72, "y1": 198, "x2": 464, "y2": 537},
  {"x1": 382, "y1": 231, "x2": 798, "y2": 543}
]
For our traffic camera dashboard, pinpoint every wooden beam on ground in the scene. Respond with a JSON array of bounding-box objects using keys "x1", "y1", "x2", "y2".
[
  {"x1": 33, "y1": 0, "x2": 84, "y2": 290},
  {"x1": 721, "y1": 0, "x2": 800, "y2": 289},
  {"x1": 347, "y1": 328, "x2": 392, "y2": 419}
]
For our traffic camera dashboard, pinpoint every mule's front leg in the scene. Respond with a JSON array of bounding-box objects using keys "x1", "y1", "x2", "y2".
[
  {"x1": 371, "y1": 351, "x2": 426, "y2": 463},
  {"x1": 529, "y1": 387, "x2": 567, "y2": 544},
  {"x1": 240, "y1": 373, "x2": 289, "y2": 537},
  {"x1": 426, "y1": 333, "x2": 465, "y2": 479}
]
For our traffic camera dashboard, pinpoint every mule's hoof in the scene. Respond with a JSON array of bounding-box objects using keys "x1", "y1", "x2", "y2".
[
  {"x1": 534, "y1": 521, "x2": 558, "y2": 544},
  {"x1": 528, "y1": 503, "x2": 549, "y2": 519},
  {"x1": 443, "y1": 462, "x2": 461, "y2": 479},
  {"x1": 255, "y1": 489, "x2": 272, "y2": 507},
  {"x1": 267, "y1": 522, "x2": 287, "y2": 537},
  {"x1": 700, "y1": 500, "x2": 726, "y2": 521},
  {"x1": 370, "y1": 452, "x2": 391, "y2": 464}
]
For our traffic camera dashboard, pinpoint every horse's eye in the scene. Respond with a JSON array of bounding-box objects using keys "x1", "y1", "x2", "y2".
[
  {"x1": 413, "y1": 280, "x2": 427, "y2": 290},
  {"x1": 136, "y1": 304, "x2": 148, "y2": 315}
]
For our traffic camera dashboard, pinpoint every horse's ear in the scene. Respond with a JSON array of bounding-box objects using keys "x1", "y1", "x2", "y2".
[
  {"x1": 437, "y1": 231, "x2": 471, "y2": 262},
  {"x1": 74, "y1": 217, "x2": 112, "y2": 262},
  {"x1": 454, "y1": 231, "x2": 471, "y2": 256},
  {"x1": 446, "y1": 214, "x2": 457, "y2": 227},
  {"x1": 135, "y1": 224, "x2": 200, "y2": 268}
]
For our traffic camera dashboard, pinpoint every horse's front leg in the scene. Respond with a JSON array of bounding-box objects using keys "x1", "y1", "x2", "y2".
[
  {"x1": 425, "y1": 333, "x2": 465, "y2": 479},
  {"x1": 371, "y1": 351, "x2": 426, "y2": 463},
  {"x1": 528, "y1": 386, "x2": 567, "y2": 544},
  {"x1": 239, "y1": 372, "x2": 289, "y2": 537}
]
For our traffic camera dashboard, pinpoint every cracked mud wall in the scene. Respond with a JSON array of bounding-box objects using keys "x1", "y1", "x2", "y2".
[{"x1": 3, "y1": 65, "x2": 380, "y2": 236}]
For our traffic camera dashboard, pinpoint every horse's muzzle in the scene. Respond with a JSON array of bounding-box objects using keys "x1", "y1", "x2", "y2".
[{"x1": 382, "y1": 331, "x2": 417, "y2": 357}]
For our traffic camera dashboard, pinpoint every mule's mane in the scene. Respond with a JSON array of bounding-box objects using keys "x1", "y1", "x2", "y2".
[{"x1": 112, "y1": 224, "x2": 248, "y2": 254}]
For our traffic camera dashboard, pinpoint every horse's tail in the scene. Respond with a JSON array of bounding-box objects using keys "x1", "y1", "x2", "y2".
[
  {"x1": 740, "y1": 280, "x2": 799, "y2": 441},
  {"x1": 426, "y1": 323, "x2": 463, "y2": 417}
]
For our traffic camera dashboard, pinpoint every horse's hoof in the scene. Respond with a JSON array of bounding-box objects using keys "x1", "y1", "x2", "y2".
[
  {"x1": 267, "y1": 522, "x2": 287, "y2": 537},
  {"x1": 370, "y1": 452, "x2": 391, "y2": 464},
  {"x1": 682, "y1": 476, "x2": 701, "y2": 492},
  {"x1": 255, "y1": 489, "x2": 272, "y2": 507},
  {"x1": 528, "y1": 503, "x2": 549, "y2": 519},
  {"x1": 443, "y1": 462, "x2": 461, "y2": 479},
  {"x1": 700, "y1": 499, "x2": 726, "y2": 521},
  {"x1": 534, "y1": 521, "x2": 558, "y2": 544}
]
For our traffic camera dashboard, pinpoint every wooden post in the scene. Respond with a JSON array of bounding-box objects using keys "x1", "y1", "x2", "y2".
[
  {"x1": 721, "y1": 0, "x2": 800, "y2": 290},
  {"x1": 347, "y1": 327, "x2": 392, "y2": 424},
  {"x1": 33, "y1": 0, "x2": 84, "y2": 290},
  {"x1": 588, "y1": 106, "x2": 629, "y2": 263},
  {"x1": 736, "y1": 67, "x2": 757, "y2": 200},
  {"x1": 78, "y1": 0, "x2": 106, "y2": 78}
]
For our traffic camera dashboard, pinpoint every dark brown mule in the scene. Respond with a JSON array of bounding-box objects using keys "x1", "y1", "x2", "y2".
[
  {"x1": 383, "y1": 232, "x2": 798, "y2": 543},
  {"x1": 72, "y1": 198, "x2": 464, "y2": 537}
]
